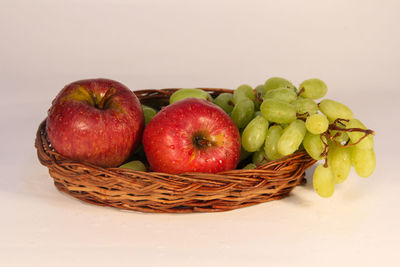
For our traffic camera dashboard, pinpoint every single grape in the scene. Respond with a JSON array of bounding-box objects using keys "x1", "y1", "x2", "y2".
[
  {"x1": 142, "y1": 105, "x2": 157, "y2": 126},
  {"x1": 252, "y1": 149, "x2": 267, "y2": 165},
  {"x1": 213, "y1": 93, "x2": 234, "y2": 113},
  {"x1": 231, "y1": 99, "x2": 255, "y2": 128},
  {"x1": 328, "y1": 143, "x2": 351, "y2": 184},
  {"x1": 241, "y1": 115, "x2": 269, "y2": 152},
  {"x1": 260, "y1": 99, "x2": 296, "y2": 124},
  {"x1": 255, "y1": 84, "x2": 266, "y2": 97},
  {"x1": 346, "y1": 118, "x2": 374, "y2": 150},
  {"x1": 264, "y1": 87, "x2": 297, "y2": 103},
  {"x1": 292, "y1": 97, "x2": 318, "y2": 116},
  {"x1": 329, "y1": 130, "x2": 349, "y2": 144},
  {"x1": 318, "y1": 99, "x2": 354, "y2": 121},
  {"x1": 119, "y1": 160, "x2": 147, "y2": 171},
  {"x1": 264, "y1": 124, "x2": 283, "y2": 161},
  {"x1": 277, "y1": 120, "x2": 306, "y2": 156},
  {"x1": 298, "y1": 78, "x2": 328, "y2": 99},
  {"x1": 243, "y1": 163, "x2": 257, "y2": 169},
  {"x1": 305, "y1": 113, "x2": 329, "y2": 134},
  {"x1": 170, "y1": 88, "x2": 212, "y2": 104},
  {"x1": 264, "y1": 77, "x2": 295, "y2": 93},
  {"x1": 233, "y1": 84, "x2": 255, "y2": 104},
  {"x1": 351, "y1": 147, "x2": 376, "y2": 177},
  {"x1": 313, "y1": 164, "x2": 335, "y2": 198},
  {"x1": 302, "y1": 132, "x2": 326, "y2": 160},
  {"x1": 240, "y1": 145, "x2": 252, "y2": 161}
]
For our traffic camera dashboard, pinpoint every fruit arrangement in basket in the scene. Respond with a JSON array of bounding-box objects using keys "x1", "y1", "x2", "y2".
[{"x1": 36, "y1": 77, "x2": 375, "y2": 212}]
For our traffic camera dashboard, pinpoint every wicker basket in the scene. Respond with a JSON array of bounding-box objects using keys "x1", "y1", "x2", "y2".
[{"x1": 35, "y1": 88, "x2": 316, "y2": 213}]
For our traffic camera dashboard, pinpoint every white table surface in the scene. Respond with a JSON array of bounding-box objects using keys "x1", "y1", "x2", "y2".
[{"x1": 1, "y1": 0, "x2": 399, "y2": 266}]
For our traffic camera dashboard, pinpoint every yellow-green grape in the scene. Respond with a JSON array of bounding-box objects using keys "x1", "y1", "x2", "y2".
[
  {"x1": 264, "y1": 87, "x2": 297, "y2": 103},
  {"x1": 255, "y1": 84, "x2": 266, "y2": 97},
  {"x1": 305, "y1": 113, "x2": 329, "y2": 134},
  {"x1": 292, "y1": 97, "x2": 318, "y2": 116},
  {"x1": 252, "y1": 149, "x2": 267, "y2": 165},
  {"x1": 213, "y1": 93, "x2": 234, "y2": 113},
  {"x1": 330, "y1": 130, "x2": 349, "y2": 144},
  {"x1": 351, "y1": 147, "x2": 376, "y2": 177},
  {"x1": 260, "y1": 99, "x2": 296, "y2": 124},
  {"x1": 264, "y1": 125, "x2": 283, "y2": 161},
  {"x1": 241, "y1": 116, "x2": 269, "y2": 152},
  {"x1": 142, "y1": 105, "x2": 157, "y2": 126},
  {"x1": 328, "y1": 143, "x2": 351, "y2": 184},
  {"x1": 233, "y1": 84, "x2": 255, "y2": 104},
  {"x1": 170, "y1": 88, "x2": 212, "y2": 104},
  {"x1": 119, "y1": 160, "x2": 147, "y2": 171},
  {"x1": 264, "y1": 77, "x2": 295, "y2": 93},
  {"x1": 313, "y1": 164, "x2": 335, "y2": 198},
  {"x1": 231, "y1": 99, "x2": 255, "y2": 128},
  {"x1": 298, "y1": 78, "x2": 328, "y2": 99},
  {"x1": 243, "y1": 163, "x2": 257, "y2": 169},
  {"x1": 277, "y1": 120, "x2": 306, "y2": 156},
  {"x1": 346, "y1": 119, "x2": 374, "y2": 150},
  {"x1": 302, "y1": 132, "x2": 326, "y2": 160},
  {"x1": 318, "y1": 99, "x2": 354, "y2": 121}
]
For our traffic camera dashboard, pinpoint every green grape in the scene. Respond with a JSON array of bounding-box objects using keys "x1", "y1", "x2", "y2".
[
  {"x1": 213, "y1": 93, "x2": 234, "y2": 113},
  {"x1": 313, "y1": 164, "x2": 335, "y2": 198},
  {"x1": 329, "y1": 130, "x2": 349, "y2": 144},
  {"x1": 260, "y1": 99, "x2": 296, "y2": 124},
  {"x1": 241, "y1": 115, "x2": 269, "y2": 152},
  {"x1": 305, "y1": 113, "x2": 329, "y2": 134},
  {"x1": 302, "y1": 132, "x2": 326, "y2": 160},
  {"x1": 346, "y1": 119, "x2": 374, "y2": 150},
  {"x1": 292, "y1": 97, "x2": 318, "y2": 116},
  {"x1": 231, "y1": 99, "x2": 255, "y2": 128},
  {"x1": 264, "y1": 125, "x2": 283, "y2": 161},
  {"x1": 253, "y1": 111, "x2": 262, "y2": 118},
  {"x1": 252, "y1": 149, "x2": 267, "y2": 165},
  {"x1": 119, "y1": 160, "x2": 147, "y2": 171},
  {"x1": 264, "y1": 87, "x2": 297, "y2": 103},
  {"x1": 298, "y1": 78, "x2": 328, "y2": 99},
  {"x1": 233, "y1": 84, "x2": 255, "y2": 104},
  {"x1": 142, "y1": 105, "x2": 157, "y2": 126},
  {"x1": 255, "y1": 84, "x2": 266, "y2": 97},
  {"x1": 264, "y1": 77, "x2": 295, "y2": 93},
  {"x1": 328, "y1": 143, "x2": 351, "y2": 184},
  {"x1": 243, "y1": 163, "x2": 257, "y2": 169},
  {"x1": 277, "y1": 120, "x2": 306, "y2": 156},
  {"x1": 170, "y1": 88, "x2": 212, "y2": 104},
  {"x1": 351, "y1": 147, "x2": 376, "y2": 177},
  {"x1": 240, "y1": 145, "x2": 252, "y2": 161},
  {"x1": 318, "y1": 99, "x2": 354, "y2": 121}
]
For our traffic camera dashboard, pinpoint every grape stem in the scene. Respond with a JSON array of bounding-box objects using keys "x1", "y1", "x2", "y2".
[
  {"x1": 297, "y1": 87, "x2": 305, "y2": 96},
  {"x1": 319, "y1": 118, "x2": 375, "y2": 167}
]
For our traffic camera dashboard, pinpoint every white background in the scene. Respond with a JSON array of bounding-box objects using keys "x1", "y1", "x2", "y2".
[{"x1": 1, "y1": 0, "x2": 399, "y2": 266}]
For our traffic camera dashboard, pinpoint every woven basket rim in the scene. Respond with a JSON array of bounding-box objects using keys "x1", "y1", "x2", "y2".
[{"x1": 35, "y1": 88, "x2": 316, "y2": 213}]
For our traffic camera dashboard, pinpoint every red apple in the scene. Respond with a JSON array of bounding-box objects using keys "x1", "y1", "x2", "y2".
[
  {"x1": 46, "y1": 78, "x2": 144, "y2": 168},
  {"x1": 142, "y1": 98, "x2": 241, "y2": 174}
]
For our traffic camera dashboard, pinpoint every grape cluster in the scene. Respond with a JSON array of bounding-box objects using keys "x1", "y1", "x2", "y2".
[
  {"x1": 127, "y1": 79, "x2": 376, "y2": 198},
  {"x1": 214, "y1": 77, "x2": 376, "y2": 198}
]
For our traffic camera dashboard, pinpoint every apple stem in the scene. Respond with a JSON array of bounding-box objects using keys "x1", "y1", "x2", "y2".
[
  {"x1": 97, "y1": 86, "x2": 116, "y2": 109},
  {"x1": 193, "y1": 135, "x2": 214, "y2": 149}
]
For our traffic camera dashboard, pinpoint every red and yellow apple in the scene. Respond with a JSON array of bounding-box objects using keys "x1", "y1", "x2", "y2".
[
  {"x1": 142, "y1": 98, "x2": 241, "y2": 174},
  {"x1": 46, "y1": 78, "x2": 144, "y2": 168}
]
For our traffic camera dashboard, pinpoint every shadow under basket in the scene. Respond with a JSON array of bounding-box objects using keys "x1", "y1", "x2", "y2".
[{"x1": 35, "y1": 88, "x2": 316, "y2": 213}]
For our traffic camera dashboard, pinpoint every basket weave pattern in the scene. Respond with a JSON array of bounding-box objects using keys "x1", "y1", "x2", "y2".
[{"x1": 35, "y1": 88, "x2": 316, "y2": 213}]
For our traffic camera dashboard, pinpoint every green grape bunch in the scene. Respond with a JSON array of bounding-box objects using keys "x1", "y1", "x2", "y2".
[{"x1": 223, "y1": 77, "x2": 376, "y2": 198}]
